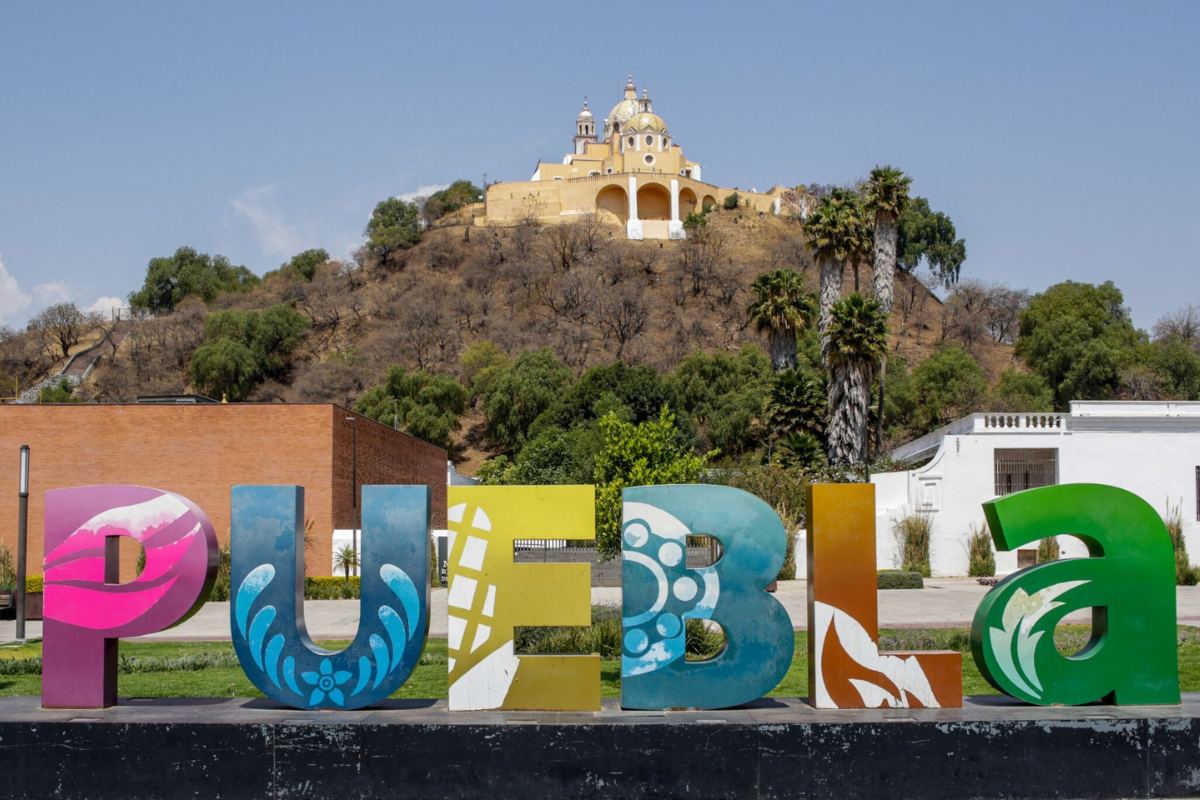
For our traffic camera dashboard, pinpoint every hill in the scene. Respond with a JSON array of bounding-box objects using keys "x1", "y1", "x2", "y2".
[{"x1": 2, "y1": 207, "x2": 1021, "y2": 469}]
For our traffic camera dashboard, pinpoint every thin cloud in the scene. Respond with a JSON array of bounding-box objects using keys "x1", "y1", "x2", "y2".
[
  {"x1": 231, "y1": 185, "x2": 304, "y2": 259},
  {"x1": 0, "y1": 253, "x2": 32, "y2": 326},
  {"x1": 88, "y1": 296, "x2": 126, "y2": 316},
  {"x1": 396, "y1": 184, "x2": 449, "y2": 204},
  {"x1": 33, "y1": 281, "x2": 71, "y2": 306}
]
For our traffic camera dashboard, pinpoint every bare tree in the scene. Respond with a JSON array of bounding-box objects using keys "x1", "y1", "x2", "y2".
[
  {"x1": 598, "y1": 241, "x2": 635, "y2": 284},
  {"x1": 574, "y1": 212, "x2": 606, "y2": 255},
  {"x1": 1154, "y1": 304, "x2": 1200, "y2": 350},
  {"x1": 941, "y1": 280, "x2": 992, "y2": 351},
  {"x1": 893, "y1": 270, "x2": 939, "y2": 344},
  {"x1": 985, "y1": 285, "x2": 1028, "y2": 344},
  {"x1": 541, "y1": 221, "x2": 585, "y2": 272},
  {"x1": 28, "y1": 302, "x2": 98, "y2": 360},
  {"x1": 595, "y1": 282, "x2": 649, "y2": 359}
]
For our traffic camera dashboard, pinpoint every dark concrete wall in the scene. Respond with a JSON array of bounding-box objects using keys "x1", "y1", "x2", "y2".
[{"x1": 3, "y1": 695, "x2": 1200, "y2": 798}]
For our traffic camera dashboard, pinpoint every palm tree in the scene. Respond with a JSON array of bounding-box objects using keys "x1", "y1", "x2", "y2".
[
  {"x1": 334, "y1": 545, "x2": 359, "y2": 582},
  {"x1": 863, "y1": 166, "x2": 912, "y2": 452},
  {"x1": 768, "y1": 368, "x2": 826, "y2": 439},
  {"x1": 747, "y1": 269, "x2": 817, "y2": 371},
  {"x1": 803, "y1": 197, "x2": 850, "y2": 367},
  {"x1": 835, "y1": 188, "x2": 872, "y2": 294},
  {"x1": 825, "y1": 293, "x2": 888, "y2": 467}
]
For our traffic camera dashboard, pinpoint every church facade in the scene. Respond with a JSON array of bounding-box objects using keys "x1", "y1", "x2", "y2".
[{"x1": 479, "y1": 77, "x2": 786, "y2": 240}]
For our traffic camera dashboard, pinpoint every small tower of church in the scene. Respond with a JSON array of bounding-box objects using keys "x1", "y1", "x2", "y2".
[
  {"x1": 639, "y1": 87, "x2": 653, "y2": 114},
  {"x1": 574, "y1": 98, "x2": 597, "y2": 155}
]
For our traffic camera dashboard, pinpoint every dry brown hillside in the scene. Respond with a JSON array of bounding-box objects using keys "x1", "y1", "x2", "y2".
[{"x1": 6, "y1": 207, "x2": 1019, "y2": 464}]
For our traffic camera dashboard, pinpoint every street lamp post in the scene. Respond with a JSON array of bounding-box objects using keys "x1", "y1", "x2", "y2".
[
  {"x1": 345, "y1": 416, "x2": 359, "y2": 577},
  {"x1": 15, "y1": 445, "x2": 29, "y2": 643}
]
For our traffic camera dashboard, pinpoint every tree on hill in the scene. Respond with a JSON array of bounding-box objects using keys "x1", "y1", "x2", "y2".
[
  {"x1": 864, "y1": 166, "x2": 912, "y2": 317},
  {"x1": 747, "y1": 269, "x2": 817, "y2": 371},
  {"x1": 864, "y1": 166, "x2": 912, "y2": 451},
  {"x1": 804, "y1": 195, "x2": 851, "y2": 366},
  {"x1": 365, "y1": 198, "x2": 422, "y2": 262},
  {"x1": 482, "y1": 347, "x2": 572, "y2": 452},
  {"x1": 593, "y1": 407, "x2": 712, "y2": 558},
  {"x1": 28, "y1": 301, "x2": 97, "y2": 360},
  {"x1": 189, "y1": 304, "x2": 309, "y2": 400},
  {"x1": 285, "y1": 248, "x2": 329, "y2": 281},
  {"x1": 825, "y1": 293, "x2": 887, "y2": 466},
  {"x1": 421, "y1": 180, "x2": 484, "y2": 223},
  {"x1": 890, "y1": 346, "x2": 989, "y2": 435},
  {"x1": 129, "y1": 246, "x2": 260, "y2": 314},
  {"x1": 897, "y1": 198, "x2": 966, "y2": 288},
  {"x1": 355, "y1": 365, "x2": 468, "y2": 450},
  {"x1": 668, "y1": 346, "x2": 772, "y2": 455},
  {"x1": 1015, "y1": 280, "x2": 1142, "y2": 408}
]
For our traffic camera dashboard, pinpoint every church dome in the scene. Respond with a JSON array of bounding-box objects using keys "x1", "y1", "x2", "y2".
[
  {"x1": 607, "y1": 98, "x2": 640, "y2": 128},
  {"x1": 624, "y1": 112, "x2": 668, "y2": 134}
]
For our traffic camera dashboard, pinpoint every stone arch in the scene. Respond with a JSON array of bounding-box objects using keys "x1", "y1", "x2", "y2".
[
  {"x1": 596, "y1": 184, "x2": 628, "y2": 225},
  {"x1": 679, "y1": 187, "x2": 698, "y2": 219},
  {"x1": 636, "y1": 183, "x2": 671, "y2": 221},
  {"x1": 701, "y1": 194, "x2": 717, "y2": 211}
]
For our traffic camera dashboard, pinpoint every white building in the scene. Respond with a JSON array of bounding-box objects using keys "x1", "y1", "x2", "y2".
[{"x1": 871, "y1": 401, "x2": 1200, "y2": 576}]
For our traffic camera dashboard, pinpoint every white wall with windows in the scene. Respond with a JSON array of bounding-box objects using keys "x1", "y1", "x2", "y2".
[{"x1": 872, "y1": 401, "x2": 1200, "y2": 576}]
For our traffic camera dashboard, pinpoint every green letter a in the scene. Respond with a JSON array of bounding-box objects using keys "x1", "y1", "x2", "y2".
[{"x1": 971, "y1": 483, "x2": 1179, "y2": 705}]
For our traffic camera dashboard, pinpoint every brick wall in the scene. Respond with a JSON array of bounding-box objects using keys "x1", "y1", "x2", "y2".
[
  {"x1": 331, "y1": 409, "x2": 448, "y2": 531},
  {"x1": 0, "y1": 404, "x2": 445, "y2": 581}
]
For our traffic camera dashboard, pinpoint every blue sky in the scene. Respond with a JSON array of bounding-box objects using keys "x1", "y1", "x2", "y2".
[{"x1": 0, "y1": 1, "x2": 1196, "y2": 330}]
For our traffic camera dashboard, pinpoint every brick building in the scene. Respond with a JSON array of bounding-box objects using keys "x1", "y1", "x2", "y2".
[{"x1": 0, "y1": 404, "x2": 447, "y2": 581}]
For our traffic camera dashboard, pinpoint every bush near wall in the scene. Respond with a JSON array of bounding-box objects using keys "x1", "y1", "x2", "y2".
[
  {"x1": 305, "y1": 577, "x2": 361, "y2": 599},
  {"x1": 25, "y1": 575, "x2": 43, "y2": 594},
  {"x1": 966, "y1": 521, "x2": 996, "y2": 578},
  {"x1": 877, "y1": 570, "x2": 924, "y2": 590}
]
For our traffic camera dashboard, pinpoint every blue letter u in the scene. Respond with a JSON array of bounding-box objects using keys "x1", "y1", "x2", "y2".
[{"x1": 230, "y1": 485, "x2": 430, "y2": 710}]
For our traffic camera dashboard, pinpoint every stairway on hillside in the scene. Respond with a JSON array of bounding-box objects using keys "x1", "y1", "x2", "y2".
[{"x1": 16, "y1": 320, "x2": 132, "y2": 403}]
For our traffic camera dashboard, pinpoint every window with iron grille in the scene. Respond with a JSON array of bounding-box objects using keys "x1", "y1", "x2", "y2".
[{"x1": 994, "y1": 448, "x2": 1058, "y2": 496}]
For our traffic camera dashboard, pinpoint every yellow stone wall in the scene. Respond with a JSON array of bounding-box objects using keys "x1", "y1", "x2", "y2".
[
  {"x1": 474, "y1": 80, "x2": 786, "y2": 238},
  {"x1": 483, "y1": 174, "x2": 780, "y2": 228}
]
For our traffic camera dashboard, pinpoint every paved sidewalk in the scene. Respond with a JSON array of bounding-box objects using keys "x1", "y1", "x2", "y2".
[{"x1": 7, "y1": 579, "x2": 1200, "y2": 643}]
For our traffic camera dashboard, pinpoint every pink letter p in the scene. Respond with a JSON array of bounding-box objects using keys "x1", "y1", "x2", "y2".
[{"x1": 42, "y1": 486, "x2": 218, "y2": 708}]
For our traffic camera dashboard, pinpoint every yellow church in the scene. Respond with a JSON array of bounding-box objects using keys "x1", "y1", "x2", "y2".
[{"x1": 479, "y1": 77, "x2": 785, "y2": 240}]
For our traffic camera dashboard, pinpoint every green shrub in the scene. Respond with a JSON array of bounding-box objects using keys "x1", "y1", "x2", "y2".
[
  {"x1": 305, "y1": 576, "x2": 361, "y2": 599},
  {"x1": 0, "y1": 540, "x2": 14, "y2": 590},
  {"x1": 683, "y1": 211, "x2": 707, "y2": 230},
  {"x1": 1036, "y1": 536, "x2": 1060, "y2": 563},
  {"x1": 877, "y1": 627, "x2": 968, "y2": 651},
  {"x1": 515, "y1": 605, "x2": 621, "y2": 656},
  {"x1": 877, "y1": 570, "x2": 924, "y2": 590},
  {"x1": 685, "y1": 619, "x2": 725, "y2": 660},
  {"x1": 723, "y1": 192, "x2": 740, "y2": 210},
  {"x1": 514, "y1": 606, "x2": 724, "y2": 660},
  {"x1": 210, "y1": 544, "x2": 231, "y2": 601},
  {"x1": 966, "y1": 520, "x2": 995, "y2": 577},
  {"x1": 1165, "y1": 499, "x2": 1200, "y2": 586},
  {"x1": 777, "y1": 529, "x2": 797, "y2": 582},
  {"x1": 25, "y1": 575, "x2": 43, "y2": 594},
  {"x1": 892, "y1": 511, "x2": 932, "y2": 577}
]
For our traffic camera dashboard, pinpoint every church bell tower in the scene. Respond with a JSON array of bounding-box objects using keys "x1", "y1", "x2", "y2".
[{"x1": 574, "y1": 98, "x2": 597, "y2": 155}]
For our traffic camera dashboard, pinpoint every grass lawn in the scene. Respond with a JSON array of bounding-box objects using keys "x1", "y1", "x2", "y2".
[{"x1": 5, "y1": 627, "x2": 1200, "y2": 702}]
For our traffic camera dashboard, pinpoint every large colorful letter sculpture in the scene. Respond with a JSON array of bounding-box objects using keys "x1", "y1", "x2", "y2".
[
  {"x1": 230, "y1": 485, "x2": 430, "y2": 710},
  {"x1": 446, "y1": 485, "x2": 599, "y2": 711},
  {"x1": 972, "y1": 483, "x2": 1179, "y2": 705},
  {"x1": 621, "y1": 484, "x2": 794, "y2": 709},
  {"x1": 807, "y1": 484, "x2": 962, "y2": 709},
  {"x1": 42, "y1": 486, "x2": 219, "y2": 708}
]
